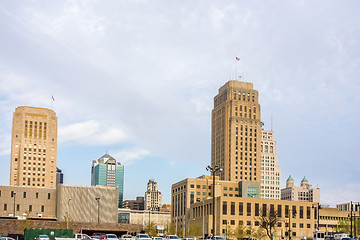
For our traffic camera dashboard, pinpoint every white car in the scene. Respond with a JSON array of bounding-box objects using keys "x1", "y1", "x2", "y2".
[
  {"x1": 120, "y1": 235, "x2": 133, "y2": 240},
  {"x1": 106, "y1": 235, "x2": 118, "y2": 240},
  {"x1": 152, "y1": 238, "x2": 163, "y2": 240},
  {"x1": 135, "y1": 234, "x2": 151, "y2": 240}
]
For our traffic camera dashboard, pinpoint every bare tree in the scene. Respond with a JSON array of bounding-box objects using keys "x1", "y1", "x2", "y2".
[{"x1": 255, "y1": 209, "x2": 281, "y2": 240}]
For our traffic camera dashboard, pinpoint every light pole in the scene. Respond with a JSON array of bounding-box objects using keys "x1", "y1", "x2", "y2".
[
  {"x1": 95, "y1": 197, "x2": 100, "y2": 223},
  {"x1": 13, "y1": 192, "x2": 16, "y2": 217},
  {"x1": 67, "y1": 198, "x2": 72, "y2": 229},
  {"x1": 312, "y1": 203, "x2": 320, "y2": 231},
  {"x1": 206, "y1": 165, "x2": 223, "y2": 237},
  {"x1": 288, "y1": 209, "x2": 297, "y2": 240}
]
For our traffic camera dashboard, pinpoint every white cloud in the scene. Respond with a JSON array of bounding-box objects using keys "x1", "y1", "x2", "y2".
[
  {"x1": 58, "y1": 120, "x2": 128, "y2": 145},
  {"x1": 112, "y1": 148, "x2": 150, "y2": 166}
]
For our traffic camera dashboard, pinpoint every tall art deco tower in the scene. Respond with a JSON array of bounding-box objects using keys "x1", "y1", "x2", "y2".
[
  {"x1": 211, "y1": 80, "x2": 262, "y2": 182},
  {"x1": 10, "y1": 106, "x2": 58, "y2": 188}
]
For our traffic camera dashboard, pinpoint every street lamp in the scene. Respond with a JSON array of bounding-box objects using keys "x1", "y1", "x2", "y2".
[
  {"x1": 206, "y1": 165, "x2": 223, "y2": 237},
  {"x1": 288, "y1": 209, "x2": 297, "y2": 240},
  {"x1": 95, "y1": 197, "x2": 100, "y2": 223},
  {"x1": 67, "y1": 198, "x2": 72, "y2": 229},
  {"x1": 13, "y1": 192, "x2": 16, "y2": 217},
  {"x1": 312, "y1": 203, "x2": 320, "y2": 231}
]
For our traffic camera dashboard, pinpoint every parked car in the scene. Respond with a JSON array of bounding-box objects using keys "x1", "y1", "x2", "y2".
[
  {"x1": 120, "y1": 235, "x2": 133, "y2": 240},
  {"x1": 164, "y1": 236, "x2": 179, "y2": 240},
  {"x1": 0, "y1": 237, "x2": 16, "y2": 240},
  {"x1": 206, "y1": 236, "x2": 225, "y2": 240},
  {"x1": 182, "y1": 238, "x2": 194, "y2": 240},
  {"x1": 36, "y1": 235, "x2": 50, "y2": 240},
  {"x1": 135, "y1": 234, "x2": 151, "y2": 240},
  {"x1": 151, "y1": 237, "x2": 163, "y2": 240},
  {"x1": 93, "y1": 233, "x2": 106, "y2": 240},
  {"x1": 91, "y1": 237, "x2": 101, "y2": 240},
  {"x1": 106, "y1": 235, "x2": 118, "y2": 240}
]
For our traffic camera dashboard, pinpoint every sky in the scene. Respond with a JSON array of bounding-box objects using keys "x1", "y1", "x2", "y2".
[{"x1": 0, "y1": 0, "x2": 359, "y2": 207}]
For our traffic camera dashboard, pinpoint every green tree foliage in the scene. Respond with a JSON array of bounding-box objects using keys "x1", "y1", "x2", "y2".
[
  {"x1": 145, "y1": 221, "x2": 158, "y2": 237},
  {"x1": 233, "y1": 223, "x2": 248, "y2": 239},
  {"x1": 165, "y1": 222, "x2": 177, "y2": 236},
  {"x1": 187, "y1": 223, "x2": 202, "y2": 238}
]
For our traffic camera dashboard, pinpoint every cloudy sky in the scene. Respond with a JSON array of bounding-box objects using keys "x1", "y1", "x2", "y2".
[{"x1": 0, "y1": 0, "x2": 359, "y2": 206}]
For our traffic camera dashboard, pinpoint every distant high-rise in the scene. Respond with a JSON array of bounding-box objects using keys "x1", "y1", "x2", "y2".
[
  {"x1": 145, "y1": 179, "x2": 162, "y2": 211},
  {"x1": 211, "y1": 80, "x2": 261, "y2": 182},
  {"x1": 56, "y1": 167, "x2": 64, "y2": 185},
  {"x1": 10, "y1": 106, "x2": 57, "y2": 188},
  {"x1": 281, "y1": 176, "x2": 320, "y2": 202},
  {"x1": 91, "y1": 153, "x2": 124, "y2": 208},
  {"x1": 260, "y1": 130, "x2": 281, "y2": 199}
]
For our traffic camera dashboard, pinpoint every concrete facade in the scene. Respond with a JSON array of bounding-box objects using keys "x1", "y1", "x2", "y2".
[
  {"x1": 261, "y1": 130, "x2": 281, "y2": 199},
  {"x1": 56, "y1": 184, "x2": 119, "y2": 223},
  {"x1": 10, "y1": 106, "x2": 58, "y2": 189},
  {"x1": 211, "y1": 80, "x2": 261, "y2": 183}
]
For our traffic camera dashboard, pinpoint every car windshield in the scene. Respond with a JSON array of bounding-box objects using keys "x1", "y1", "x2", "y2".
[
  {"x1": 107, "y1": 236, "x2": 117, "y2": 239},
  {"x1": 39, "y1": 236, "x2": 49, "y2": 238},
  {"x1": 138, "y1": 235, "x2": 150, "y2": 238}
]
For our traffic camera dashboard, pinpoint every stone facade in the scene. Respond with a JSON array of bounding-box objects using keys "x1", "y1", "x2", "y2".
[
  {"x1": 145, "y1": 179, "x2": 162, "y2": 211},
  {"x1": 10, "y1": 106, "x2": 58, "y2": 189},
  {"x1": 281, "y1": 176, "x2": 320, "y2": 203}
]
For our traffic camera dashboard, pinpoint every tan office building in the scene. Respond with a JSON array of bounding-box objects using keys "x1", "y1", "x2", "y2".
[
  {"x1": 211, "y1": 80, "x2": 261, "y2": 182},
  {"x1": 172, "y1": 176, "x2": 320, "y2": 239},
  {"x1": 10, "y1": 106, "x2": 57, "y2": 189},
  {"x1": 261, "y1": 130, "x2": 281, "y2": 199},
  {"x1": 0, "y1": 185, "x2": 56, "y2": 218}
]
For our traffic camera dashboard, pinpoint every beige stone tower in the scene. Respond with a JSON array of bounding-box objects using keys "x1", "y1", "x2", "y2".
[
  {"x1": 10, "y1": 106, "x2": 57, "y2": 188},
  {"x1": 211, "y1": 80, "x2": 261, "y2": 182}
]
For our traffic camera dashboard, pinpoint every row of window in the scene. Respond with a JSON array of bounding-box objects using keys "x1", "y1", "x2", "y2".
[
  {"x1": 3, "y1": 203, "x2": 45, "y2": 212},
  {"x1": 0, "y1": 190, "x2": 51, "y2": 199}
]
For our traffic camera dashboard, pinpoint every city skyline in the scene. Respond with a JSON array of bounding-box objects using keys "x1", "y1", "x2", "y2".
[{"x1": 0, "y1": 1, "x2": 359, "y2": 206}]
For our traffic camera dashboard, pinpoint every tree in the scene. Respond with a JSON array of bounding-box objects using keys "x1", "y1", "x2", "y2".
[
  {"x1": 233, "y1": 223, "x2": 248, "y2": 239},
  {"x1": 255, "y1": 209, "x2": 281, "y2": 240},
  {"x1": 187, "y1": 223, "x2": 202, "y2": 238},
  {"x1": 145, "y1": 221, "x2": 158, "y2": 237},
  {"x1": 59, "y1": 212, "x2": 74, "y2": 229},
  {"x1": 253, "y1": 228, "x2": 267, "y2": 240},
  {"x1": 165, "y1": 222, "x2": 177, "y2": 236}
]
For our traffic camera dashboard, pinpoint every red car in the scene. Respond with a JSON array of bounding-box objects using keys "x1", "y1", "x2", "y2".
[{"x1": 93, "y1": 233, "x2": 106, "y2": 240}]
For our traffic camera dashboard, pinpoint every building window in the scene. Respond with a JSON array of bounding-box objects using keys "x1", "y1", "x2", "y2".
[
  {"x1": 190, "y1": 184, "x2": 194, "y2": 188},
  {"x1": 36, "y1": 192, "x2": 39, "y2": 199},
  {"x1": 41, "y1": 205, "x2": 44, "y2": 212},
  {"x1": 17, "y1": 204, "x2": 20, "y2": 211},
  {"x1": 247, "y1": 203, "x2": 251, "y2": 216},
  {"x1": 278, "y1": 205, "x2": 282, "y2": 217},
  {"x1": 222, "y1": 220, "x2": 227, "y2": 225},
  {"x1": 247, "y1": 221, "x2": 251, "y2": 226},
  {"x1": 4, "y1": 204, "x2": 7, "y2": 211},
  {"x1": 23, "y1": 192, "x2": 26, "y2": 198},
  {"x1": 48, "y1": 193, "x2": 51, "y2": 199},
  {"x1": 239, "y1": 202, "x2": 243, "y2": 216},
  {"x1": 223, "y1": 201, "x2": 227, "y2": 215},
  {"x1": 231, "y1": 202, "x2": 235, "y2": 215},
  {"x1": 255, "y1": 203, "x2": 259, "y2": 216},
  {"x1": 29, "y1": 205, "x2": 32, "y2": 212},
  {"x1": 231, "y1": 220, "x2": 235, "y2": 225}
]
